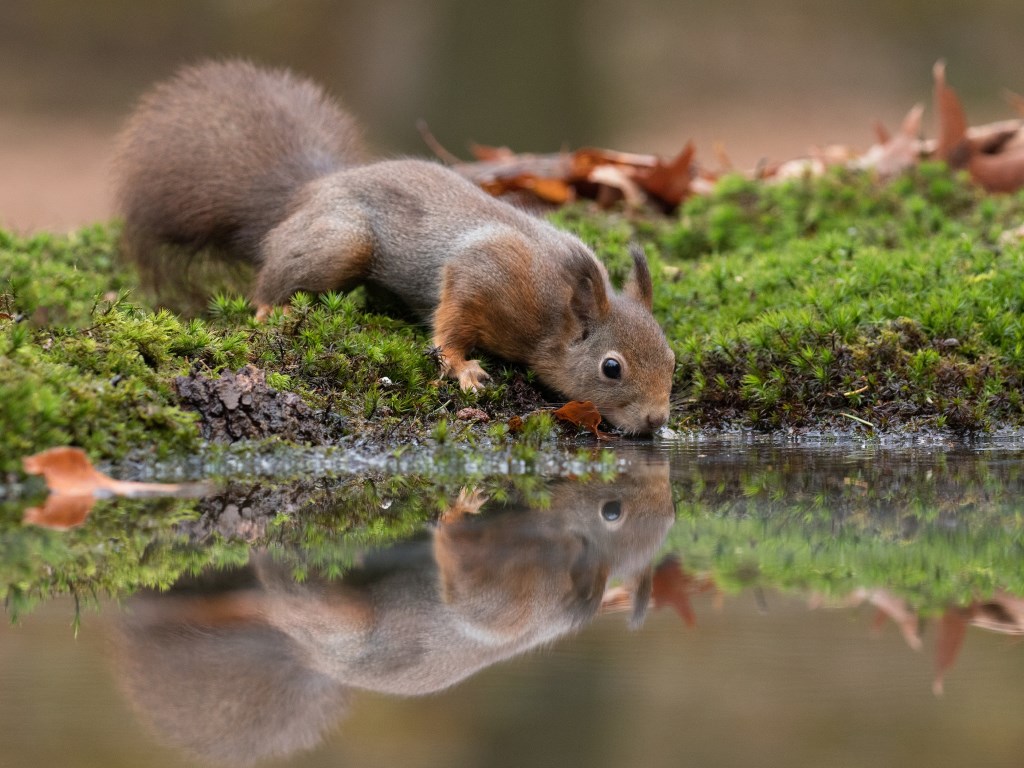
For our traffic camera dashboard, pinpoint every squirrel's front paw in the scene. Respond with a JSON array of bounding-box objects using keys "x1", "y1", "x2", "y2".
[
  {"x1": 457, "y1": 360, "x2": 491, "y2": 392},
  {"x1": 439, "y1": 487, "x2": 489, "y2": 524}
]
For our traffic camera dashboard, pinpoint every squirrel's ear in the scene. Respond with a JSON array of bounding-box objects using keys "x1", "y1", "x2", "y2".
[
  {"x1": 628, "y1": 564, "x2": 654, "y2": 630},
  {"x1": 623, "y1": 243, "x2": 654, "y2": 311},
  {"x1": 570, "y1": 250, "x2": 611, "y2": 328}
]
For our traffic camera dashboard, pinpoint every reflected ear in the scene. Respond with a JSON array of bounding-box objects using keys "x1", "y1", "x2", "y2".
[
  {"x1": 629, "y1": 564, "x2": 654, "y2": 630},
  {"x1": 569, "y1": 250, "x2": 611, "y2": 330},
  {"x1": 623, "y1": 242, "x2": 654, "y2": 311}
]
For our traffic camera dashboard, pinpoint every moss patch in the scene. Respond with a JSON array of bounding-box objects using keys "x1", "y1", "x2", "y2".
[{"x1": 5, "y1": 164, "x2": 1024, "y2": 471}]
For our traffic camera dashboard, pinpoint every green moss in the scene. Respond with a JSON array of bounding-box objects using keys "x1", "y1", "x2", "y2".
[
  {"x1": 661, "y1": 445, "x2": 1024, "y2": 611},
  {"x1": 7, "y1": 165, "x2": 1024, "y2": 472},
  {"x1": 557, "y1": 165, "x2": 1024, "y2": 431}
]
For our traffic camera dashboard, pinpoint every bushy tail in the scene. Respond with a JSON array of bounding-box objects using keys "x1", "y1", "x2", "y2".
[{"x1": 113, "y1": 59, "x2": 367, "y2": 305}]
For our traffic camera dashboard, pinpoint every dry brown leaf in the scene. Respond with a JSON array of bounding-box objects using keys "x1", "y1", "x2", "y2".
[
  {"x1": 650, "y1": 557, "x2": 715, "y2": 628},
  {"x1": 478, "y1": 173, "x2": 573, "y2": 203},
  {"x1": 552, "y1": 400, "x2": 613, "y2": 439},
  {"x1": 933, "y1": 60, "x2": 970, "y2": 167},
  {"x1": 634, "y1": 142, "x2": 696, "y2": 208},
  {"x1": 600, "y1": 585, "x2": 632, "y2": 613},
  {"x1": 966, "y1": 119, "x2": 1023, "y2": 154},
  {"x1": 23, "y1": 446, "x2": 198, "y2": 498},
  {"x1": 969, "y1": 145, "x2": 1024, "y2": 193},
  {"x1": 22, "y1": 494, "x2": 95, "y2": 531},
  {"x1": 857, "y1": 104, "x2": 924, "y2": 178},
  {"x1": 873, "y1": 119, "x2": 891, "y2": 145},
  {"x1": 519, "y1": 175, "x2": 575, "y2": 204},
  {"x1": 860, "y1": 588, "x2": 922, "y2": 650},
  {"x1": 970, "y1": 592, "x2": 1024, "y2": 634},
  {"x1": 21, "y1": 446, "x2": 212, "y2": 529},
  {"x1": 469, "y1": 143, "x2": 517, "y2": 162},
  {"x1": 586, "y1": 164, "x2": 645, "y2": 208},
  {"x1": 933, "y1": 606, "x2": 973, "y2": 696},
  {"x1": 570, "y1": 147, "x2": 658, "y2": 177}
]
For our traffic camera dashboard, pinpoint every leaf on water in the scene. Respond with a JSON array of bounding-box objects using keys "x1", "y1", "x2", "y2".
[
  {"x1": 552, "y1": 400, "x2": 613, "y2": 439},
  {"x1": 933, "y1": 606, "x2": 973, "y2": 696},
  {"x1": 864, "y1": 588, "x2": 922, "y2": 650},
  {"x1": 651, "y1": 557, "x2": 716, "y2": 628},
  {"x1": 21, "y1": 446, "x2": 213, "y2": 529}
]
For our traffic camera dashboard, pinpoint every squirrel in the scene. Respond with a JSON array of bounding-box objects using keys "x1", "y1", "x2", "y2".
[
  {"x1": 113, "y1": 59, "x2": 676, "y2": 435},
  {"x1": 111, "y1": 456, "x2": 673, "y2": 764}
]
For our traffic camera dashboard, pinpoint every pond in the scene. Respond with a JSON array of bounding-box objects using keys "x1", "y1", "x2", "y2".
[{"x1": 2, "y1": 438, "x2": 1023, "y2": 768}]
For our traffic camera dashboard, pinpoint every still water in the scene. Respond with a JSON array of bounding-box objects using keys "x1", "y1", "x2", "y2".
[{"x1": 2, "y1": 439, "x2": 1023, "y2": 768}]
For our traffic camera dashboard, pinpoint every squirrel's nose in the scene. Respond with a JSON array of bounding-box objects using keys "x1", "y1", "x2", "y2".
[{"x1": 646, "y1": 412, "x2": 668, "y2": 432}]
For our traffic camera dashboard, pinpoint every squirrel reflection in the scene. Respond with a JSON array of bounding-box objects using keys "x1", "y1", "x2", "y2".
[{"x1": 112, "y1": 458, "x2": 673, "y2": 766}]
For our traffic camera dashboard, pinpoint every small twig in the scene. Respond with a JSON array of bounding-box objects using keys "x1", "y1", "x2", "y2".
[
  {"x1": 416, "y1": 119, "x2": 463, "y2": 165},
  {"x1": 840, "y1": 411, "x2": 877, "y2": 429}
]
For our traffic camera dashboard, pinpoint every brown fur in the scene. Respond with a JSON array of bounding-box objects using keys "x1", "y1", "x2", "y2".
[{"x1": 114, "y1": 59, "x2": 676, "y2": 434}]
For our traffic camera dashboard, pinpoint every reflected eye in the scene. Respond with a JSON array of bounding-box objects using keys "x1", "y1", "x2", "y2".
[
  {"x1": 601, "y1": 500, "x2": 622, "y2": 521},
  {"x1": 601, "y1": 357, "x2": 621, "y2": 380}
]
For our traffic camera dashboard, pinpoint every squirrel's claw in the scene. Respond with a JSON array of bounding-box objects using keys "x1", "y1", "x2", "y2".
[
  {"x1": 254, "y1": 304, "x2": 290, "y2": 322},
  {"x1": 439, "y1": 487, "x2": 489, "y2": 524},
  {"x1": 457, "y1": 361, "x2": 491, "y2": 392}
]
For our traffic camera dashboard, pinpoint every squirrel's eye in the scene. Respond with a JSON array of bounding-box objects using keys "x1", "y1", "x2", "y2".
[
  {"x1": 601, "y1": 500, "x2": 622, "y2": 521},
  {"x1": 601, "y1": 357, "x2": 621, "y2": 380}
]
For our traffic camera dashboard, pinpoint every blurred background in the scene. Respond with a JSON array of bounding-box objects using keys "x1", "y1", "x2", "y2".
[{"x1": 2, "y1": 0, "x2": 1023, "y2": 232}]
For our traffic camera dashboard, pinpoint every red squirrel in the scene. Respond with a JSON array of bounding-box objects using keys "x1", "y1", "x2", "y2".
[
  {"x1": 113, "y1": 60, "x2": 675, "y2": 434},
  {"x1": 112, "y1": 458, "x2": 674, "y2": 764}
]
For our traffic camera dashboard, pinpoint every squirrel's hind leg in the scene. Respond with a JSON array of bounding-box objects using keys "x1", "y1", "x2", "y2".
[{"x1": 254, "y1": 203, "x2": 374, "y2": 308}]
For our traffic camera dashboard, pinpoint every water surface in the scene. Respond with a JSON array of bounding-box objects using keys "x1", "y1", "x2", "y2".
[{"x1": 2, "y1": 439, "x2": 1023, "y2": 767}]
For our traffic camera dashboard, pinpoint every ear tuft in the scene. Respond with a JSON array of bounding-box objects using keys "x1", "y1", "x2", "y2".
[
  {"x1": 628, "y1": 564, "x2": 654, "y2": 630},
  {"x1": 624, "y1": 242, "x2": 654, "y2": 311}
]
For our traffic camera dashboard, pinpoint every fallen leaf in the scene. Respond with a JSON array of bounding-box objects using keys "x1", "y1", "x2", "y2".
[
  {"x1": 21, "y1": 446, "x2": 212, "y2": 529},
  {"x1": 856, "y1": 104, "x2": 925, "y2": 178},
  {"x1": 23, "y1": 446, "x2": 201, "y2": 498},
  {"x1": 633, "y1": 142, "x2": 696, "y2": 208},
  {"x1": 570, "y1": 147, "x2": 659, "y2": 177},
  {"x1": 650, "y1": 557, "x2": 716, "y2": 627},
  {"x1": 970, "y1": 592, "x2": 1024, "y2": 634},
  {"x1": 969, "y1": 145, "x2": 1024, "y2": 193},
  {"x1": 22, "y1": 494, "x2": 95, "y2": 531},
  {"x1": 933, "y1": 606, "x2": 973, "y2": 696},
  {"x1": 966, "y1": 118, "x2": 1023, "y2": 154},
  {"x1": 874, "y1": 119, "x2": 891, "y2": 145},
  {"x1": 552, "y1": 400, "x2": 613, "y2": 439},
  {"x1": 933, "y1": 60, "x2": 971, "y2": 167},
  {"x1": 586, "y1": 164, "x2": 645, "y2": 208},
  {"x1": 469, "y1": 143, "x2": 517, "y2": 162},
  {"x1": 519, "y1": 175, "x2": 574, "y2": 204},
  {"x1": 859, "y1": 588, "x2": 922, "y2": 650}
]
